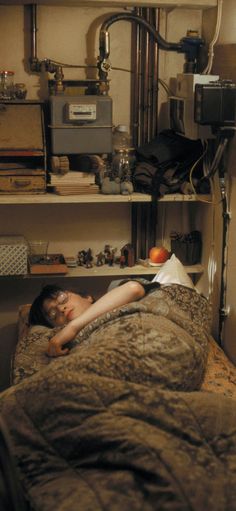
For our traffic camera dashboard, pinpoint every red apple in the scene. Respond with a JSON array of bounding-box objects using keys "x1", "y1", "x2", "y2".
[{"x1": 149, "y1": 246, "x2": 169, "y2": 264}]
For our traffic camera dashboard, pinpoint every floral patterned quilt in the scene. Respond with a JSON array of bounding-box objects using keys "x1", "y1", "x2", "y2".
[{"x1": 1, "y1": 285, "x2": 236, "y2": 511}]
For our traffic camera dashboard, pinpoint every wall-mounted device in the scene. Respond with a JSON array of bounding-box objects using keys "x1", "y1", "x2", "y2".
[
  {"x1": 169, "y1": 73, "x2": 219, "y2": 140},
  {"x1": 49, "y1": 95, "x2": 113, "y2": 154},
  {"x1": 194, "y1": 80, "x2": 236, "y2": 127}
]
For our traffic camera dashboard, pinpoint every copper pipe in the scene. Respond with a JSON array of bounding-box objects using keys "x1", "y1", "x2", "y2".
[
  {"x1": 149, "y1": 8, "x2": 159, "y2": 139},
  {"x1": 131, "y1": 8, "x2": 160, "y2": 147},
  {"x1": 30, "y1": 4, "x2": 37, "y2": 62},
  {"x1": 143, "y1": 8, "x2": 150, "y2": 145},
  {"x1": 131, "y1": 9, "x2": 140, "y2": 148}
]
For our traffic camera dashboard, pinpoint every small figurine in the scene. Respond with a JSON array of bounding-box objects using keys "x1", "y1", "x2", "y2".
[
  {"x1": 120, "y1": 243, "x2": 135, "y2": 267},
  {"x1": 85, "y1": 248, "x2": 93, "y2": 268},
  {"x1": 96, "y1": 251, "x2": 105, "y2": 266},
  {"x1": 77, "y1": 248, "x2": 93, "y2": 268},
  {"x1": 77, "y1": 250, "x2": 87, "y2": 266},
  {"x1": 119, "y1": 254, "x2": 126, "y2": 268}
]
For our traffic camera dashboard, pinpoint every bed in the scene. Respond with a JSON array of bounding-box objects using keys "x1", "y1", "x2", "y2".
[{"x1": 1, "y1": 278, "x2": 236, "y2": 511}]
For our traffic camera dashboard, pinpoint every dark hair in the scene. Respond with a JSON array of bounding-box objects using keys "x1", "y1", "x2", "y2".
[{"x1": 28, "y1": 284, "x2": 64, "y2": 328}]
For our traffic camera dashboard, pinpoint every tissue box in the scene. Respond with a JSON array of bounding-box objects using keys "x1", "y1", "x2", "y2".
[{"x1": 0, "y1": 236, "x2": 28, "y2": 275}]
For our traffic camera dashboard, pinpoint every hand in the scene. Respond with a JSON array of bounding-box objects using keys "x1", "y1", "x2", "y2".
[
  {"x1": 47, "y1": 336, "x2": 69, "y2": 357},
  {"x1": 46, "y1": 323, "x2": 77, "y2": 357}
]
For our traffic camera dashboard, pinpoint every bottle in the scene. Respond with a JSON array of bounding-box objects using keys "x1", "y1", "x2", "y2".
[
  {"x1": 112, "y1": 149, "x2": 132, "y2": 181},
  {"x1": 112, "y1": 124, "x2": 131, "y2": 152},
  {"x1": 111, "y1": 125, "x2": 136, "y2": 185}
]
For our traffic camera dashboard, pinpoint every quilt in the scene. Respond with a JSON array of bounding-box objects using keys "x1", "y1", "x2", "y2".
[{"x1": 1, "y1": 284, "x2": 236, "y2": 511}]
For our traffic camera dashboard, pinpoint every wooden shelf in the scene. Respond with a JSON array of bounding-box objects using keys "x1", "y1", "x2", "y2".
[
  {"x1": 0, "y1": 0, "x2": 217, "y2": 8},
  {"x1": 1, "y1": 263, "x2": 204, "y2": 279},
  {"x1": 59, "y1": 262, "x2": 204, "y2": 277},
  {"x1": 0, "y1": 193, "x2": 211, "y2": 205}
]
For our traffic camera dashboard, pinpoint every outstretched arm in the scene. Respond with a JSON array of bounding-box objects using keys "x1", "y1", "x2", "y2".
[{"x1": 47, "y1": 280, "x2": 145, "y2": 357}]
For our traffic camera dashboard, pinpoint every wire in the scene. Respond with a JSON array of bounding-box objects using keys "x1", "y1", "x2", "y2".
[
  {"x1": 188, "y1": 141, "x2": 221, "y2": 205},
  {"x1": 207, "y1": 192, "x2": 216, "y2": 302},
  {"x1": 202, "y1": 0, "x2": 223, "y2": 74},
  {"x1": 158, "y1": 78, "x2": 175, "y2": 97}
]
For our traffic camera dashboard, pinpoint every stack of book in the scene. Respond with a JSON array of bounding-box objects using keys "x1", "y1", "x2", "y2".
[{"x1": 49, "y1": 171, "x2": 100, "y2": 195}]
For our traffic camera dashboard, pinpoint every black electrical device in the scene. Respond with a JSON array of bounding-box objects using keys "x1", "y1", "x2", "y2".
[{"x1": 194, "y1": 80, "x2": 236, "y2": 127}]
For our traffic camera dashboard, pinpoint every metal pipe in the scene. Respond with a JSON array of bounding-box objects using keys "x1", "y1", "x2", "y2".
[
  {"x1": 143, "y1": 8, "x2": 150, "y2": 145},
  {"x1": 131, "y1": 8, "x2": 160, "y2": 147},
  {"x1": 31, "y1": 4, "x2": 37, "y2": 61},
  {"x1": 99, "y1": 11, "x2": 204, "y2": 81},
  {"x1": 100, "y1": 13, "x2": 182, "y2": 53},
  {"x1": 139, "y1": 8, "x2": 145, "y2": 147},
  {"x1": 130, "y1": 11, "x2": 140, "y2": 148},
  {"x1": 28, "y1": 4, "x2": 58, "y2": 75},
  {"x1": 150, "y1": 9, "x2": 159, "y2": 140},
  {"x1": 30, "y1": 4, "x2": 39, "y2": 71}
]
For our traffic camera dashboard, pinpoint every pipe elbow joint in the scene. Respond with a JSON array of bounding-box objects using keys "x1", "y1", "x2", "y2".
[{"x1": 30, "y1": 57, "x2": 41, "y2": 73}]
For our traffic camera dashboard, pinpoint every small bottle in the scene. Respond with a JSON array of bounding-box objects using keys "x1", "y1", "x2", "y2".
[
  {"x1": 112, "y1": 124, "x2": 131, "y2": 152},
  {"x1": 112, "y1": 125, "x2": 136, "y2": 185}
]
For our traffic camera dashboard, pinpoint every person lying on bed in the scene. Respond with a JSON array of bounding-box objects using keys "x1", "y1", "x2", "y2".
[{"x1": 29, "y1": 280, "x2": 159, "y2": 358}]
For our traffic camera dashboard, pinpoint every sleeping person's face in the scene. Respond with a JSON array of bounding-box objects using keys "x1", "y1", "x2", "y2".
[{"x1": 42, "y1": 291, "x2": 93, "y2": 327}]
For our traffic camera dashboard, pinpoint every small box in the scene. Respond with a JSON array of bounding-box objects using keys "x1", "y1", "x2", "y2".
[
  {"x1": 0, "y1": 169, "x2": 46, "y2": 194},
  {"x1": 28, "y1": 254, "x2": 68, "y2": 275},
  {"x1": 0, "y1": 236, "x2": 28, "y2": 275}
]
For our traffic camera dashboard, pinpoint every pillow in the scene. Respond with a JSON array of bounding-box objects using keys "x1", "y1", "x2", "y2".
[
  {"x1": 18, "y1": 303, "x2": 31, "y2": 341},
  {"x1": 151, "y1": 254, "x2": 195, "y2": 289},
  {"x1": 12, "y1": 303, "x2": 57, "y2": 385},
  {"x1": 12, "y1": 324, "x2": 54, "y2": 385}
]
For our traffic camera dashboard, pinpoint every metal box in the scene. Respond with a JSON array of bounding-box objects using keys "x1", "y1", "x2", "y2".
[
  {"x1": 169, "y1": 73, "x2": 219, "y2": 140},
  {"x1": 0, "y1": 236, "x2": 28, "y2": 275},
  {"x1": 49, "y1": 95, "x2": 113, "y2": 154}
]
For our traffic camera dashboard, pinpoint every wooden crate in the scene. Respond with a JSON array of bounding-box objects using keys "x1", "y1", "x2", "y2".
[{"x1": 0, "y1": 100, "x2": 47, "y2": 194}]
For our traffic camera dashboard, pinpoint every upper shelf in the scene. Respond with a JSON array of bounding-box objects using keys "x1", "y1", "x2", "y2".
[
  {"x1": 0, "y1": 0, "x2": 217, "y2": 8},
  {"x1": 0, "y1": 193, "x2": 211, "y2": 205}
]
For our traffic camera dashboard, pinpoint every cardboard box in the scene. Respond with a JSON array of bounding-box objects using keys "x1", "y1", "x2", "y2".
[{"x1": 0, "y1": 236, "x2": 28, "y2": 275}]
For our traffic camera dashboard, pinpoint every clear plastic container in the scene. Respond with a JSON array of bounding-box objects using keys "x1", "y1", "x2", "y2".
[
  {"x1": 0, "y1": 71, "x2": 15, "y2": 99},
  {"x1": 112, "y1": 149, "x2": 134, "y2": 182},
  {"x1": 112, "y1": 124, "x2": 132, "y2": 151}
]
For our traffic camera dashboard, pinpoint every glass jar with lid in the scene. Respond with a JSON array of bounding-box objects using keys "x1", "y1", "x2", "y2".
[{"x1": 0, "y1": 71, "x2": 15, "y2": 99}]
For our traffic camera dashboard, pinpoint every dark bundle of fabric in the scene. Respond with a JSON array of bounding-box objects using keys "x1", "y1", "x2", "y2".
[{"x1": 133, "y1": 129, "x2": 209, "y2": 197}]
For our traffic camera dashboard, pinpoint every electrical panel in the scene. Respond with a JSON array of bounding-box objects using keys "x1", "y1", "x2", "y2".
[
  {"x1": 195, "y1": 80, "x2": 236, "y2": 126},
  {"x1": 169, "y1": 73, "x2": 219, "y2": 140}
]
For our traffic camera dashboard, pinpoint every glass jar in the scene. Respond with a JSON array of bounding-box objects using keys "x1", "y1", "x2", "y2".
[
  {"x1": 0, "y1": 71, "x2": 15, "y2": 99},
  {"x1": 112, "y1": 124, "x2": 132, "y2": 152},
  {"x1": 14, "y1": 82, "x2": 27, "y2": 100},
  {"x1": 112, "y1": 149, "x2": 134, "y2": 182}
]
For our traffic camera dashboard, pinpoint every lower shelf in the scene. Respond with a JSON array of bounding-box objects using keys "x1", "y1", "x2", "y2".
[
  {"x1": 2, "y1": 263, "x2": 204, "y2": 279},
  {"x1": 66, "y1": 263, "x2": 204, "y2": 278}
]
